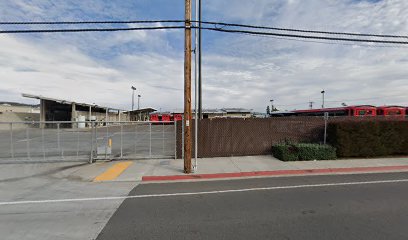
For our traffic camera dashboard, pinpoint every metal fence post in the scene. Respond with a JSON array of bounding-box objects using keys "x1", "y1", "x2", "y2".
[
  {"x1": 182, "y1": 116, "x2": 185, "y2": 159},
  {"x1": 26, "y1": 126, "x2": 30, "y2": 160},
  {"x1": 42, "y1": 126, "x2": 46, "y2": 161},
  {"x1": 95, "y1": 124, "x2": 99, "y2": 160},
  {"x1": 10, "y1": 123, "x2": 14, "y2": 159},
  {"x1": 324, "y1": 112, "x2": 329, "y2": 144},
  {"x1": 76, "y1": 123, "x2": 80, "y2": 160},
  {"x1": 162, "y1": 123, "x2": 165, "y2": 156},
  {"x1": 57, "y1": 123, "x2": 63, "y2": 159},
  {"x1": 120, "y1": 124, "x2": 123, "y2": 158},
  {"x1": 89, "y1": 122, "x2": 95, "y2": 163},
  {"x1": 174, "y1": 121, "x2": 177, "y2": 160},
  {"x1": 134, "y1": 123, "x2": 138, "y2": 155},
  {"x1": 149, "y1": 123, "x2": 152, "y2": 158},
  {"x1": 105, "y1": 124, "x2": 109, "y2": 160}
]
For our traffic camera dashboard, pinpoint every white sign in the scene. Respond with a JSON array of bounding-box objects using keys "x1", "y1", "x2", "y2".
[{"x1": 186, "y1": 120, "x2": 190, "y2": 127}]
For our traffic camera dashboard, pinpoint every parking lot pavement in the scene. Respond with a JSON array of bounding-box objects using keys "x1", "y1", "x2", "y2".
[{"x1": 0, "y1": 162, "x2": 138, "y2": 240}]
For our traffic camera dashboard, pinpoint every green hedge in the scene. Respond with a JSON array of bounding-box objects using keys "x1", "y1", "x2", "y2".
[
  {"x1": 327, "y1": 121, "x2": 408, "y2": 158},
  {"x1": 272, "y1": 143, "x2": 336, "y2": 161}
]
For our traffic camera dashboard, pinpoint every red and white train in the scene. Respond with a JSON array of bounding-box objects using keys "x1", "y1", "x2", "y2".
[
  {"x1": 271, "y1": 105, "x2": 407, "y2": 117},
  {"x1": 149, "y1": 113, "x2": 183, "y2": 122}
]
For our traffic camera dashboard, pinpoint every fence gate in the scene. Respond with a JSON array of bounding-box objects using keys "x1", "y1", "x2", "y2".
[
  {"x1": 0, "y1": 121, "x2": 176, "y2": 163},
  {"x1": 92, "y1": 121, "x2": 176, "y2": 161}
]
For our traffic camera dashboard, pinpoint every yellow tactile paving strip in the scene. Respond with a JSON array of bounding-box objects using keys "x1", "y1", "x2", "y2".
[{"x1": 94, "y1": 161, "x2": 133, "y2": 182}]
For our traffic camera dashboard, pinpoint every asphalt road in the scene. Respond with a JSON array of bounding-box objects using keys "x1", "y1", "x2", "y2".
[
  {"x1": 0, "y1": 162, "x2": 137, "y2": 240},
  {"x1": 0, "y1": 124, "x2": 175, "y2": 162},
  {"x1": 97, "y1": 172, "x2": 408, "y2": 240}
]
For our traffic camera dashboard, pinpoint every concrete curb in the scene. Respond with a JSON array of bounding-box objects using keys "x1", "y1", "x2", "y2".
[{"x1": 142, "y1": 165, "x2": 408, "y2": 182}]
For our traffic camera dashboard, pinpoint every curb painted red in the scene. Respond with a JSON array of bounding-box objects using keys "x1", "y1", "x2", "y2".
[{"x1": 142, "y1": 165, "x2": 408, "y2": 182}]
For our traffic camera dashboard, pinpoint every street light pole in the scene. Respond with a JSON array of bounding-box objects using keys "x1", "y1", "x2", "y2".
[
  {"x1": 321, "y1": 90, "x2": 325, "y2": 109},
  {"x1": 194, "y1": 0, "x2": 199, "y2": 171},
  {"x1": 198, "y1": 0, "x2": 202, "y2": 120},
  {"x1": 270, "y1": 99, "x2": 274, "y2": 112},
  {"x1": 131, "y1": 86, "x2": 136, "y2": 111}
]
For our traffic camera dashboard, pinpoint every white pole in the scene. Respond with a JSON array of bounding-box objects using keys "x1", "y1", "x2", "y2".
[{"x1": 194, "y1": 0, "x2": 199, "y2": 171}]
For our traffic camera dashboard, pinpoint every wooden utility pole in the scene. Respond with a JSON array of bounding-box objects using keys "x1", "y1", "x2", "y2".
[{"x1": 184, "y1": 0, "x2": 192, "y2": 173}]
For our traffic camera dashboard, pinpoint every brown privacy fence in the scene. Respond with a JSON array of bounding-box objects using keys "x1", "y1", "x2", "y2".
[
  {"x1": 176, "y1": 116, "x2": 408, "y2": 158},
  {"x1": 176, "y1": 117, "x2": 325, "y2": 158}
]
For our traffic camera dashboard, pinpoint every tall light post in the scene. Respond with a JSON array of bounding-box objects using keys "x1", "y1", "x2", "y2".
[
  {"x1": 137, "y1": 94, "x2": 141, "y2": 110},
  {"x1": 321, "y1": 90, "x2": 325, "y2": 109},
  {"x1": 131, "y1": 86, "x2": 136, "y2": 111},
  {"x1": 270, "y1": 99, "x2": 274, "y2": 112}
]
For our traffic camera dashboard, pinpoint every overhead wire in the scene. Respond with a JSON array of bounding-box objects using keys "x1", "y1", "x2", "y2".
[
  {"x1": 235, "y1": 32, "x2": 408, "y2": 49},
  {"x1": 1, "y1": 19, "x2": 406, "y2": 107},
  {"x1": 1, "y1": 19, "x2": 407, "y2": 39},
  {"x1": 1, "y1": 25, "x2": 407, "y2": 45},
  {"x1": 195, "y1": 20, "x2": 408, "y2": 39},
  {"x1": 0, "y1": 20, "x2": 185, "y2": 25},
  {"x1": 196, "y1": 26, "x2": 408, "y2": 45},
  {"x1": 0, "y1": 26, "x2": 185, "y2": 34}
]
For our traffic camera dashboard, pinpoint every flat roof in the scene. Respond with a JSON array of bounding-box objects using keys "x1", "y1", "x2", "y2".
[
  {"x1": 125, "y1": 108, "x2": 157, "y2": 113},
  {"x1": 22, "y1": 93, "x2": 124, "y2": 111}
]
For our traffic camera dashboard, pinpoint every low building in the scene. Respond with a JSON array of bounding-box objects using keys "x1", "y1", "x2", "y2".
[
  {"x1": 0, "y1": 102, "x2": 40, "y2": 113},
  {"x1": 201, "y1": 109, "x2": 226, "y2": 119},
  {"x1": 126, "y1": 108, "x2": 157, "y2": 121},
  {"x1": 0, "y1": 103, "x2": 41, "y2": 130},
  {"x1": 221, "y1": 108, "x2": 253, "y2": 118},
  {"x1": 201, "y1": 108, "x2": 253, "y2": 119},
  {"x1": 22, "y1": 93, "x2": 129, "y2": 127}
]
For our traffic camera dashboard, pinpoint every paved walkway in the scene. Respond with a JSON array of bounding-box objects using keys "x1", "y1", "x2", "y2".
[{"x1": 82, "y1": 155, "x2": 408, "y2": 182}]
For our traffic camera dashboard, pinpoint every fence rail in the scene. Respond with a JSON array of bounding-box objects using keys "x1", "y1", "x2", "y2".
[{"x1": 0, "y1": 121, "x2": 176, "y2": 163}]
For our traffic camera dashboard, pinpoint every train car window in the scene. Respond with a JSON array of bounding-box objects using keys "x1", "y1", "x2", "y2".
[
  {"x1": 388, "y1": 110, "x2": 401, "y2": 115},
  {"x1": 358, "y1": 110, "x2": 366, "y2": 116}
]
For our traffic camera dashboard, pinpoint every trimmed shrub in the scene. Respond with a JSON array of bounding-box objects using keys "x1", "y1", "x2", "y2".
[
  {"x1": 271, "y1": 144, "x2": 299, "y2": 161},
  {"x1": 272, "y1": 143, "x2": 336, "y2": 161},
  {"x1": 328, "y1": 121, "x2": 408, "y2": 158},
  {"x1": 296, "y1": 143, "x2": 337, "y2": 160}
]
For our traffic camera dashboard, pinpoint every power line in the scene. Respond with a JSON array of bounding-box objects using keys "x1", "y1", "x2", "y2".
[
  {"x1": 0, "y1": 20, "x2": 185, "y2": 25},
  {"x1": 197, "y1": 21, "x2": 408, "y2": 39},
  {"x1": 237, "y1": 32, "x2": 408, "y2": 49},
  {"x1": 196, "y1": 27, "x2": 408, "y2": 45},
  {"x1": 0, "y1": 26, "x2": 185, "y2": 34},
  {"x1": 2, "y1": 19, "x2": 406, "y2": 39},
  {"x1": 1, "y1": 21, "x2": 407, "y2": 45}
]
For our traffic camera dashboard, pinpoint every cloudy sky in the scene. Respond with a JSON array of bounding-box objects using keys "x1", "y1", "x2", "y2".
[{"x1": 0, "y1": 0, "x2": 407, "y2": 112}]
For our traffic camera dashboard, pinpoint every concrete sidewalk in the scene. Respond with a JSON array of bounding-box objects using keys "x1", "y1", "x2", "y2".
[{"x1": 82, "y1": 155, "x2": 408, "y2": 182}]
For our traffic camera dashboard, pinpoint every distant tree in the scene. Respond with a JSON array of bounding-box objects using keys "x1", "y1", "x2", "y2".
[{"x1": 266, "y1": 106, "x2": 271, "y2": 115}]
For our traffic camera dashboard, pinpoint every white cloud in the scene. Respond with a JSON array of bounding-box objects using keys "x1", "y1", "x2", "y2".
[
  {"x1": 0, "y1": 34, "x2": 184, "y2": 110},
  {"x1": 0, "y1": 0, "x2": 407, "y2": 113},
  {"x1": 200, "y1": 0, "x2": 408, "y2": 111}
]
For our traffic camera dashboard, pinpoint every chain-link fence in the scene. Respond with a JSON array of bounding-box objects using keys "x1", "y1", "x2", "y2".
[{"x1": 0, "y1": 121, "x2": 176, "y2": 163}]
